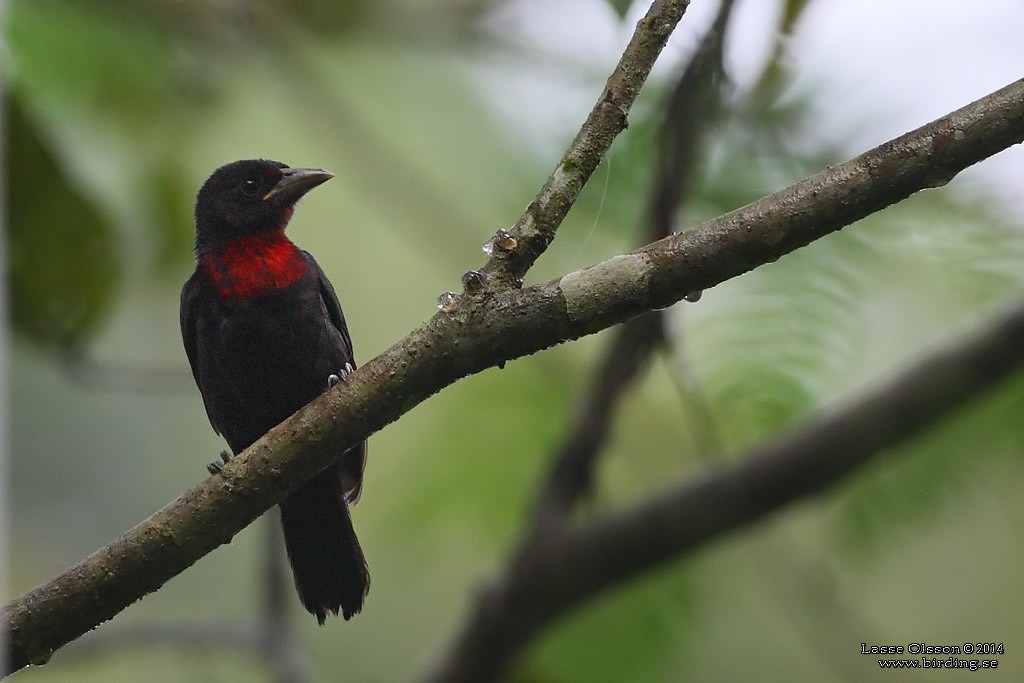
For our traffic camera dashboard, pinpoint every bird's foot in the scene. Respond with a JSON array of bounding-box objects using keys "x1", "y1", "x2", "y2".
[
  {"x1": 328, "y1": 362, "x2": 356, "y2": 388},
  {"x1": 206, "y1": 450, "x2": 232, "y2": 475}
]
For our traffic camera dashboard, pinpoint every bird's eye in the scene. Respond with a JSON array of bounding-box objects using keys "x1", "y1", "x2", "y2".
[{"x1": 239, "y1": 178, "x2": 261, "y2": 196}]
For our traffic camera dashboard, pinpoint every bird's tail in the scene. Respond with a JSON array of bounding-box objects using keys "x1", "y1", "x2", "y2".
[{"x1": 279, "y1": 461, "x2": 369, "y2": 623}]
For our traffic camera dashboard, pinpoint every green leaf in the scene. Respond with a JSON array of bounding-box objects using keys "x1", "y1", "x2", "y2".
[
  {"x1": 780, "y1": 0, "x2": 812, "y2": 35},
  {"x1": 605, "y1": 0, "x2": 634, "y2": 20},
  {"x1": 527, "y1": 566, "x2": 696, "y2": 683},
  {"x1": 149, "y1": 160, "x2": 197, "y2": 270},
  {"x1": 7, "y1": 95, "x2": 120, "y2": 348},
  {"x1": 6, "y1": 1, "x2": 173, "y2": 126}
]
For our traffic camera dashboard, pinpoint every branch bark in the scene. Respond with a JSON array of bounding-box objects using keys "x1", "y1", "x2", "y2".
[
  {"x1": 3, "y1": 65, "x2": 1023, "y2": 683},
  {"x1": 59, "y1": 521, "x2": 306, "y2": 681},
  {"x1": 423, "y1": 293, "x2": 1024, "y2": 683}
]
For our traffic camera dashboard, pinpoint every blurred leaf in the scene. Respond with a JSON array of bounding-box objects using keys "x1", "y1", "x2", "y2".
[
  {"x1": 605, "y1": 0, "x2": 634, "y2": 20},
  {"x1": 780, "y1": 0, "x2": 811, "y2": 35},
  {"x1": 280, "y1": 0, "x2": 370, "y2": 32},
  {"x1": 683, "y1": 101, "x2": 1024, "y2": 446},
  {"x1": 747, "y1": 0, "x2": 813, "y2": 112},
  {"x1": 7, "y1": 2, "x2": 175, "y2": 126},
  {"x1": 872, "y1": 192, "x2": 1024, "y2": 310},
  {"x1": 7, "y1": 95, "x2": 120, "y2": 348},
  {"x1": 384, "y1": 359, "x2": 572, "y2": 546},
  {"x1": 149, "y1": 161, "x2": 197, "y2": 270},
  {"x1": 686, "y1": 230, "x2": 875, "y2": 451},
  {"x1": 683, "y1": 115, "x2": 1024, "y2": 550},
  {"x1": 527, "y1": 568, "x2": 696, "y2": 683}
]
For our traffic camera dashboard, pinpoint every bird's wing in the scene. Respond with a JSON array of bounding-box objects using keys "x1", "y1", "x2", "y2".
[
  {"x1": 180, "y1": 271, "x2": 223, "y2": 436},
  {"x1": 303, "y1": 251, "x2": 355, "y2": 364},
  {"x1": 303, "y1": 251, "x2": 366, "y2": 503}
]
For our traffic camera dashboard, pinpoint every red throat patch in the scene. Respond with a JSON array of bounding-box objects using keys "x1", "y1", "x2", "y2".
[{"x1": 204, "y1": 231, "x2": 308, "y2": 299}]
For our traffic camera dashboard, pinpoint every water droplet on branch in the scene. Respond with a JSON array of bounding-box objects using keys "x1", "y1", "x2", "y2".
[
  {"x1": 461, "y1": 270, "x2": 485, "y2": 294},
  {"x1": 437, "y1": 291, "x2": 460, "y2": 313},
  {"x1": 483, "y1": 228, "x2": 518, "y2": 256}
]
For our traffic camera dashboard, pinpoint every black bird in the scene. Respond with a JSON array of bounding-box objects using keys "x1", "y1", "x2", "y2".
[{"x1": 180, "y1": 159, "x2": 369, "y2": 623}]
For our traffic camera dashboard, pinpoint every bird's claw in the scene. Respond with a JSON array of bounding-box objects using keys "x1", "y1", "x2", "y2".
[
  {"x1": 206, "y1": 450, "x2": 232, "y2": 475},
  {"x1": 328, "y1": 362, "x2": 356, "y2": 388}
]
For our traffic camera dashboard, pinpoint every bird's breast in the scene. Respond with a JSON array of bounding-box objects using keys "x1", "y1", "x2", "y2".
[{"x1": 203, "y1": 232, "x2": 308, "y2": 299}]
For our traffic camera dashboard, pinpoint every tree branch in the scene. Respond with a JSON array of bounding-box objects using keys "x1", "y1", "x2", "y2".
[
  {"x1": 480, "y1": 0, "x2": 692, "y2": 287},
  {"x1": 423, "y1": 293, "x2": 1024, "y2": 683},
  {"x1": 4, "y1": 68, "x2": 1023, "y2": 680},
  {"x1": 60, "y1": 520, "x2": 306, "y2": 682},
  {"x1": 530, "y1": 0, "x2": 734, "y2": 523}
]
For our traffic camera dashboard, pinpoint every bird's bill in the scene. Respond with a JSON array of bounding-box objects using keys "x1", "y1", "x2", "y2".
[{"x1": 263, "y1": 167, "x2": 334, "y2": 202}]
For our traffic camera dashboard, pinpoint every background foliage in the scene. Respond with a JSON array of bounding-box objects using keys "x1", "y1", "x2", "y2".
[{"x1": 6, "y1": 0, "x2": 1024, "y2": 680}]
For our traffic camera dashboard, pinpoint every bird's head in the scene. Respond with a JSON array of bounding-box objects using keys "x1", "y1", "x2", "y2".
[{"x1": 193, "y1": 159, "x2": 333, "y2": 254}]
